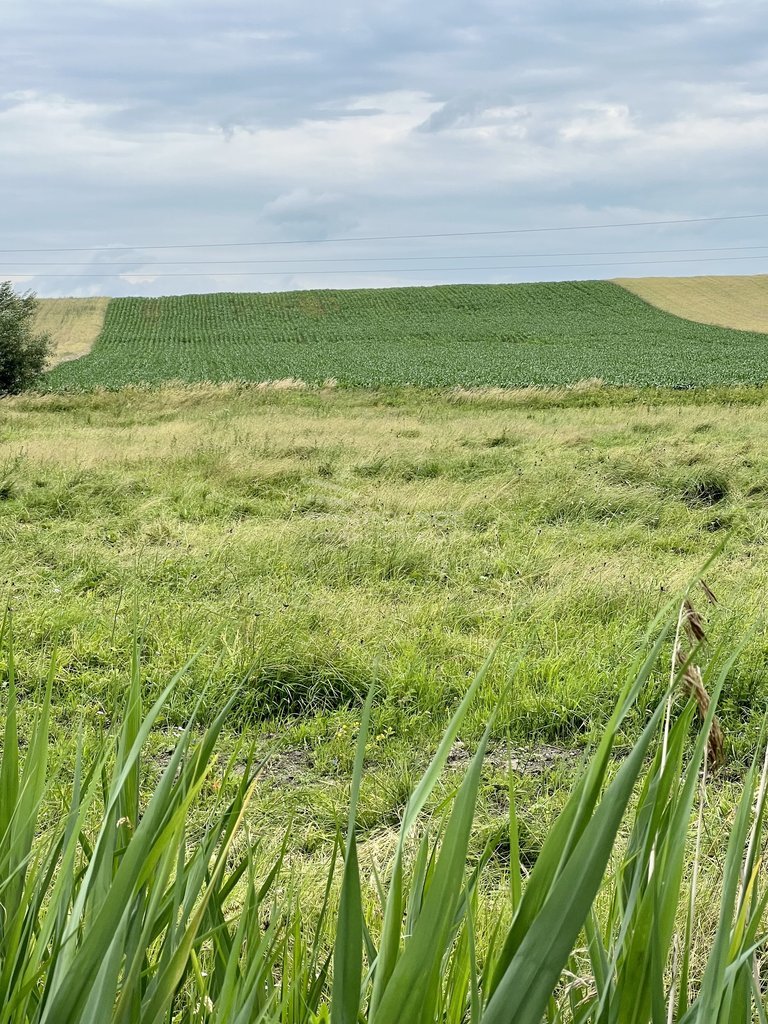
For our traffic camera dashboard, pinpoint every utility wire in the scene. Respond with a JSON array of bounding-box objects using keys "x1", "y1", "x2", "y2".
[
  {"x1": 1, "y1": 212, "x2": 767, "y2": 254},
  {"x1": 3, "y1": 244, "x2": 768, "y2": 269},
  {"x1": 6, "y1": 253, "x2": 768, "y2": 279}
]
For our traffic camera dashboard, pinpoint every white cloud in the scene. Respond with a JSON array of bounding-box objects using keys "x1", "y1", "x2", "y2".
[
  {"x1": 0, "y1": 92, "x2": 135, "y2": 165},
  {"x1": 560, "y1": 104, "x2": 638, "y2": 143},
  {"x1": 1, "y1": 0, "x2": 767, "y2": 295}
]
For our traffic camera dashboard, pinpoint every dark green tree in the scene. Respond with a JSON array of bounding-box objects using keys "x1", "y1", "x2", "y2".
[{"x1": 0, "y1": 281, "x2": 54, "y2": 394}]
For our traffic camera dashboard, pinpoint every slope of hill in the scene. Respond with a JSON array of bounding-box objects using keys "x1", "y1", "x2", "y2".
[
  {"x1": 615, "y1": 275, "x2": 768, "y2": 333},
  {"x1": 42, "y1": 280, "x2": 768, "y2": 390},
  {"x1": 34, "y1": 297, "x2": 109, "y2": 365}
]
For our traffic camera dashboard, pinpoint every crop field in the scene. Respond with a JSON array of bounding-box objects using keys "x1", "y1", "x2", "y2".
[
  {"x1": 33, "y1": 296, "x2": 109, "y2": 364},
  {"x1": 4, "y1": 383, "x2": 768, "y2": 1016},
  {"x1": 617, "y1": 274, "x2": 768, "y2": 333},
  {"x1": 42, "y1": 279, "x2": 768, "y2": 390}
]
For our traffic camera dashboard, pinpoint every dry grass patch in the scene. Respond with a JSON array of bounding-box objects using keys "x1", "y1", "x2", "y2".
[
  {"x1": 615, "y1": 274, "x2": 768, "y2": 333},
  {"x1": 34, "y1": 297, "x2": 109, "y2": 364}
]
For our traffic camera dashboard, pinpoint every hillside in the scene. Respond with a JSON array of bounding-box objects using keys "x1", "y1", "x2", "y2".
[
  {"x1": 615, "y1": 274, "x2": 768, "y2": 333},
  {"x1": 34, "y1": 297, "x2": 109, "y2": 365},
  {"x1": 41, "y1": 280, "x2": 768, "y2": 390}
]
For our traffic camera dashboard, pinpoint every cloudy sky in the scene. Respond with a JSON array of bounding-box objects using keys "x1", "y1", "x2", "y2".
[{"x1": 1, "y1": 0, "x2": 766, "y2": 296}]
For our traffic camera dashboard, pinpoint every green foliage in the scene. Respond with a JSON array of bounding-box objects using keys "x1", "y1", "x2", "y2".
[
  {"x1": 4, "y1": 385, "x2": 768, "y2": 762},
  {"x1": 0, "y1": 282, "x2": 54, "y2": 395},
  {"x1": 2, "y1": 616, "x2": 768, "y2": 1022},
  {"x1": 43, "y1": 281, "x2": 768, "y2": 390}
]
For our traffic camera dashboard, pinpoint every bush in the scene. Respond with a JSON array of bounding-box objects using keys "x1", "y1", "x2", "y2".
[{"x1": 0, "y1": 281, "x2": 54, "y2": 394}]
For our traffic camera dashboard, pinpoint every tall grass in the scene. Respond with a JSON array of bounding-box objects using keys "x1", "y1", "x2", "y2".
[{"x1": 1, "y1": 606, "x2": 766, "y2": 1022}]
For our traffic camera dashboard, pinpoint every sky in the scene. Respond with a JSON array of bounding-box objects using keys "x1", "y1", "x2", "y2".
[{"x1": 1, "y1": 0, "x2": 767, "y2": 296}]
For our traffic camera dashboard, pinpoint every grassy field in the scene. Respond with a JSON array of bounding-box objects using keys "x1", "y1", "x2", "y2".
[
  {"x1": 617, "y1": 274, "x2": 768, "y2": 333},
  {"x1": 41, "y1": 280, "x2": 768, "y2": 390},
  {"x1": 8, "y1": 283, "x2": 768, "y2": 1014},
  {"x1": 3, "y1": 382, "x2": 768, "y2": 1015},
  {"x1": 3, "y1": 383, "x2": 768, "y2": 758},
  {"x1": 33, "y1": 296, "x2": 109, "y2": 364}
]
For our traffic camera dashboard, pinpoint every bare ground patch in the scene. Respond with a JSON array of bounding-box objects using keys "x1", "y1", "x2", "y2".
[{"x1": 251, "y1": 740, "x2": 581, "y2": 787}]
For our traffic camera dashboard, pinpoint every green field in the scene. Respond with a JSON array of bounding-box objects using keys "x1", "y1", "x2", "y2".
[
  {"x1": 43, "y1": 280, "x2": 768, "y2": 390},
  {"x1": 8, "y1": 277, "x2": 768, "y2": 1017},
  {"x1": 4, "y1": 383, "x2": 768, "y2": 1016},
  {"x1": 3, "y1": 382, "x2": 768, "y2": 761}
]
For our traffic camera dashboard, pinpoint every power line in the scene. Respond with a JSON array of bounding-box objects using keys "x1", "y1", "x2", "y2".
[
  {"x1": 1, "y1": 212, "x2": 767, "y2": 254},
  {"x1": 3, "y1": 244, "x2": 768, "y2": 269},
  {"x1": 5, "y1": 253, "x2": 768, "y2": 279}
]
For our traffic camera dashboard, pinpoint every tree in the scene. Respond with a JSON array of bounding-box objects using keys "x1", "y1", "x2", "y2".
[{"x1": 0, "y1": 281, "x2": 55, "y2": 395}]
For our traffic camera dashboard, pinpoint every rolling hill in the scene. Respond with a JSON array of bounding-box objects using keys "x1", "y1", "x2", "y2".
[{"x1": 37, "y1": 278, "x2": 768, "y2": 390}]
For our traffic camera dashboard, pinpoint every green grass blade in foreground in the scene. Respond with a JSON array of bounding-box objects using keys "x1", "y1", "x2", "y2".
[
  {"x1": 4, "y1": 606, "x2": 766, "y2": 1022},
  {"x1": 373, "y1": 721, "x2": 494, "y2": 1024},
  {"x1": 331, "y1": 682, "x2": 375, "y2": 1024},
  {"x1": 0, "y1": 612, "x2": 18, "y2": 846},
  {"x1": 0, "y1": 635, "x2": 55, "y2": 1020},
  {"x1": 40, "y1": 686, "x2": 235, "y2": 1022},
  {"x1": 38, "y1": 672, "x2": 185, "y2": 1012},
  {"x1": 485, "y1": 622, "x2": 671, "y2": 1002},
  {"x1": 606, "y1": 704, "x2": 696, "y2": 1023},
  {"x1": 369, "y1": 648, "x2": 502, "y2": 1020},
  {"x1": 481, "y1": 691, "x2": 669, "y2": 1024},
  {"x1": 681, "y1": 744, "x2": 766, "y2": 1022},
  {"x1": 609, "y1": 647, "x2": 739, "y2": 1023},
  {"x1": 140, "y1": 780, "x2": 258, "y2": 1024},
  {"x1": 119, "y1": 632, "x2": 143, "y2": 846},
  {"x1": 507, "y1": 771, "x2": 522, "y2": 914},
  {"x1": 81, "y1": 638, "x2": 143, "y2": 953},
  {"x1": 402, "y1": 647, "x2": 502, "y2": 837}
]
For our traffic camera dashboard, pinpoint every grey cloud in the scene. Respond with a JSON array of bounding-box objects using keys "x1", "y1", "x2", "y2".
[
  {"x1": 261, "y1": 190, "x2": 360, "y2": 239},
  {"x1": 1, "y1": 0, "x2": 767, "y2": 296},
  {"x1": 3, "y1": 1, "x2": 767, "y2": 137},
  {"x1": 415, "y1": 94, "x2": 504, "y2": 133}
]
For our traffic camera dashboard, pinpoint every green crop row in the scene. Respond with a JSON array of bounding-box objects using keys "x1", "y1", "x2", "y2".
[{"x1": 43, "y1": 281, "x2": 768, "y2": 390}]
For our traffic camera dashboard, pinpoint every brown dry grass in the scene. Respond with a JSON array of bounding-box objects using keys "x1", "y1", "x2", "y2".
[
  {"x1": 615, "y1": 275, "x2": 768, "y2": 333},
  {"x1": 675, "y1": 593, "x2": 725, "y2": 768},
  {"x1": 34, "y1": 297, "x2": 109, "y2": 365}
]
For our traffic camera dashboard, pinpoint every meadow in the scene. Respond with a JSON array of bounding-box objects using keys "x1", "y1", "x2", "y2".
[
  {"x1": 5, "y1": 383, "x2": 768, "y2": 752},
  {"x1": 41, "y1": 280, "x2": 768, "y2": 390},
  {"x1": 6, "y1": 330, "x2": 768, "y2": 1015}
]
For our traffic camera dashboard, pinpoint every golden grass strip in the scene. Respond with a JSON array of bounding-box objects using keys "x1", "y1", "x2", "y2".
[
  {"x1": 34, "y1": 297, "x2": 110, "y2": 365},
  {"x1": 615, "y1": 275, "x2": 768, "y2": 334}
]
